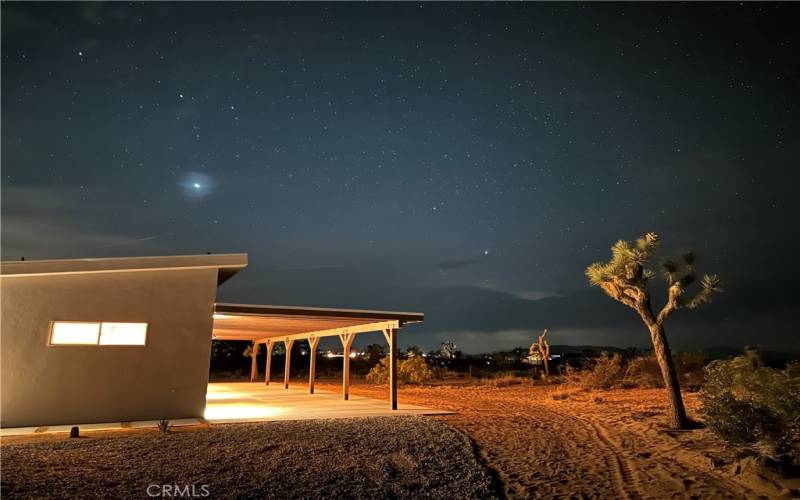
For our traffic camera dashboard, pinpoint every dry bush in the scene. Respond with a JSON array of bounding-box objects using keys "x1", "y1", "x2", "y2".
[
  {"x1": 623, "y1": 356, "x2": 663, "y2": 388},
  {"x1": 563, "y1": 351, "x2": 708, "y2": 391},
  {"x1": 479, "y1": 371, "x2": 526, "y2": 388},
  {"x1": 366, "y1": 356, "x2": 434, "y2": 385},
  {"x1": 366, "y1": 358, "x2": 391, "y2": 384},
  {"x1": 624, "y1": 352, "x2": 706, "y2": 390},
  {"x1": 431, "y1": 366, "x2": 461, "y2": 380},
  {"x1": 701, "y1": 349, "x2": 800, "y2": 468},
  {"x1": 400, "y1": 356, "x2": 435, "y2": 384},
  {"x1": 569, "y1": 352, "x2": 626, "y2": 390},
  {"x1": 674, "y1": 352, "x2": 707, "y2": 390},
  {"x1": 551, "y1": 391, "x2": 569, "y2": 400},
  {"x1": 157, "y1": 419, "x2": 172, "y2": 434}
]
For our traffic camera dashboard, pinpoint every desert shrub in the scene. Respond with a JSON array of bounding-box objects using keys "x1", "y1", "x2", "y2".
[
  {"x1": 623, "y1": 352, "x2": 706, "y2": 390},
  {"x1": 366, "y1": 357, "x2": 390, "y2": 384},
  {"x1": 574, "y1": 352, "x2": 626, "y2": 390},
  {"x1": 429, "y1": 366, "x2": 461, "y2": 380},
  {"x1": 478, "y1": 370, "x2": 526, "y2": 388},
  {"x1": 399, "y1": 356, "x2": 434, "y2": 384},
  {"x1": 480, "y1": 374, "x2": 524, "y2": 388},
  {"x1": 366, "y1": 356, "x2": 434, "y2": 385},
  {"x1": 157, "y1": 419, "x2": 172, "y2": 434},
  {"x1": 674, "y1": 352, "x2": 707, "y2": 391},
  {"x1": 701, "y1": 349, "x2": 800, "y2": 467},
  {"x1": 624, "y1": 355, "x2": 663, "y2": 388}
]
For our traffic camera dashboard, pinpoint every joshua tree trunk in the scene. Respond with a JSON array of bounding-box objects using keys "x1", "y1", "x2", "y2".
[{"x1": 647, "y1": 322, "x2": 688, "y2": 429}]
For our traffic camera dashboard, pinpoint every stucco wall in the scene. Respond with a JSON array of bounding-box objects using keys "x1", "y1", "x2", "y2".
[{"x1": 1, "y1": 268, "x2": 218, "y2": 427}]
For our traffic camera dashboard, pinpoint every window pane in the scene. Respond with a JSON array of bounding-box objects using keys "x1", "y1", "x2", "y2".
[
  {"x1": 50, "y1": 322, "x2": 100, "y2": 345},
  {"x1": 99, "y1": 323, "x2": 147, "y2": 345}
]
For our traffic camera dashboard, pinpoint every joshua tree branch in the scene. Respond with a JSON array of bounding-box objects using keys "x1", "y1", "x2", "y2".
[
  {"x1": 600, "y1": 282, "x2": 637, "y2": 309},
  {"x1": 657, "y1": 282, "x2": 684, "y2": 325}
]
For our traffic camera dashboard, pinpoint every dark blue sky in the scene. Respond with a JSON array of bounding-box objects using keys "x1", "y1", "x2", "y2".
[{"x1": 3, "y1": 3, "x2": 798, "y2": 352}]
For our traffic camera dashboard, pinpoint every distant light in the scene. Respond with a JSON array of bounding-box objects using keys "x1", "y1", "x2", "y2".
[
  {"x1": 484, "y1": 249, "x2": 490, "y2": 255},
  {"x1": 193, "y1": 183, "x2": 201, "y2": 189}
]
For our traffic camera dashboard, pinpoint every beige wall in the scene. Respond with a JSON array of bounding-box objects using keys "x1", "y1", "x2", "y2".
[{"x1": 1, "y1": 268, "x2": 218, "y2": 427}]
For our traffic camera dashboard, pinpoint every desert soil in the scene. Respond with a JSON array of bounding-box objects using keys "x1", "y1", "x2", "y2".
[
  {"x1": 1, "y1": 416, "x2": 496, "y2": 499},
  {"x1": 316, "y1": 381, "x2": 788, "y2": 499}
]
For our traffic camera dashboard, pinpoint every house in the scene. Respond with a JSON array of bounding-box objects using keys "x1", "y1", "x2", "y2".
[{"x1": 0, "y1": 254, "x2": 422, "y2": 428}]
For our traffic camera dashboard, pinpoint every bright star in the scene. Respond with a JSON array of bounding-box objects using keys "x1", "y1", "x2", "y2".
[
  {"x1": 484, "y1": 250, "x2": 490, "y2": 256},
  {"x1": 180, "y1": 173, "x2": 213, "y2": 198}
]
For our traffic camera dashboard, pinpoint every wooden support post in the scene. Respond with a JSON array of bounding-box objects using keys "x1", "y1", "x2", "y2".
[
  {"x1": 264, "y1": 341, "x2": 274, "y2": 385},
  {"x1": 383, "y1": 328, "x2": 398, "y2": 410},
  {"x1": 308, "y1": 335, "x2": 320, "y2": 394},
  {"x1": 249, "y1": 341, "x2": 259, "y2": 382},
  {"x1": 283, "y1": 338, "x2": 294, "y2": 389},
  {"x1": 339, "y1": 332, "x2": 356, "y2": 400}
]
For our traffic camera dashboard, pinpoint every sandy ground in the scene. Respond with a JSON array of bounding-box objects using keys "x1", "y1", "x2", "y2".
[
  {"x1": 316, "y1": 381, "x2": 793, "y2": 499},
  {"x1": 0, "y1": 416, "x2": 497, "y2": 499}
]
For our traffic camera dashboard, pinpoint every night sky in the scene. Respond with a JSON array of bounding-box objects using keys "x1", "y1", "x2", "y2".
[{"x1": 3, "y1": 3, "x2": 798, "y2": 353}]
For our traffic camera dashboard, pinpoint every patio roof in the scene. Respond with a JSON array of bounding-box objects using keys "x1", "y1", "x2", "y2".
[{"x1": 212, "y1": 303, "x2": 424, "y2": 342}]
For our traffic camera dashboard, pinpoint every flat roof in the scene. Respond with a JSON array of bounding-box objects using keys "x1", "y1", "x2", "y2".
[
  {"x1": 213, "y1": 303, "x2": 424, "y2": 341},
  {"x1": 0, "y1": 253, "x2": 248, "y2": 285}
]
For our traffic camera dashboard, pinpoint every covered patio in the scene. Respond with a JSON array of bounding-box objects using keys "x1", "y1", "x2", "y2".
[{"x1": 212, "y1": 303, "x2": 425, "y2": 410}]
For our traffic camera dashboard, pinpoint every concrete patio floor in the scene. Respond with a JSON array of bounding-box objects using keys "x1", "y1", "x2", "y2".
[
  {"x1": 0, "y1": 382, "x2": 450, "y2": 436},
  {"x1": 204, "y1": 382, "x2": 451, "y2": 422}
]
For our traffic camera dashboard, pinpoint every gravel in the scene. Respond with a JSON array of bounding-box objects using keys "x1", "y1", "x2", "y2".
[{"x1": 1, "y1": 416, "x2": 498, "y2": 499}]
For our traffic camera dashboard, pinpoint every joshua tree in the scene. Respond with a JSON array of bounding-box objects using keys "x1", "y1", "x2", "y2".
[
  {"x1": 586, "y1": 232, "x2": 722, "y2": 429},
  {"x1": 439, "y1": 340, "x2": 459, "y2": 360},
  {"x1": 538, "y1": 329, "x2": 551, "y2": 380}
]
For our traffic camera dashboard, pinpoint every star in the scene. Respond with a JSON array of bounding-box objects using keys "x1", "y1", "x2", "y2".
[
  {"x1": 180, "y1": 173, "x2": 212, "y2": 198},
  {"x1": 484, "y1": 250, "x2": 490, "y2": 256}
]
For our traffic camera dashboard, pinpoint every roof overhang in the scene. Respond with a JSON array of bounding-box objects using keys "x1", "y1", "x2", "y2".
[
  {"x1": 212, "y1": 303, "x2": 424, "y2": 342},
  {"x1": 0, "y1": 253, "x2": 248, "y2": 285}
]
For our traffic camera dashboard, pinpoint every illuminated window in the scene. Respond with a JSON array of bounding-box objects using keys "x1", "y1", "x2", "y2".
[
  {"x1": 50, "y1": 322, "x2": 100, "y2": 345},
  {"x1": 99, "y1": 322, "x2": 147, "y2": 345},
  {"x1": 49, "y1": 322, "x2": 147, "y2": 346}
]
